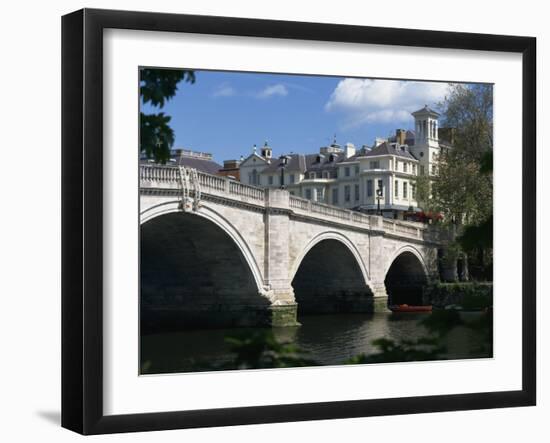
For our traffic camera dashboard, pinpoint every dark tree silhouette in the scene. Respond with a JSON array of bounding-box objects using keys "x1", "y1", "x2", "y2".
[{"x1": 139, "y1": 68, "x2": 195, "y2": 163}]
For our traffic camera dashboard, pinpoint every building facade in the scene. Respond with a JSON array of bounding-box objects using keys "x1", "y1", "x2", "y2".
[{"x1": 239, "y1": 106, "x2": 447, "y2": 219}]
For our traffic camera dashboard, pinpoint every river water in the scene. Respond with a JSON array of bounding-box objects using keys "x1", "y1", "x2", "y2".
[{"x1": 140, "y1": 311, "x2": 492, "y2": 375}]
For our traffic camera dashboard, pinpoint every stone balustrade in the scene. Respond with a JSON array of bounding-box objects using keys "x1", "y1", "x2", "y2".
[{"x1": 140, "y1": 165, "x2": 436, "y2": 243}]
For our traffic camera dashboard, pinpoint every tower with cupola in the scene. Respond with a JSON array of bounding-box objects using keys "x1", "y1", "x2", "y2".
[
  {"x1": 260, "y1": 140, "x2": 273, "y2": 160},
  {"x1": 409, "y1": 105, "x2": 440, "y2": 177}
]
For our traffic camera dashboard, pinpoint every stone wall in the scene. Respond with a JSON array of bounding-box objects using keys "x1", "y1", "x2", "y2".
[{"x1": 140, "y1": 183, "x2": 442, "y2": 328}]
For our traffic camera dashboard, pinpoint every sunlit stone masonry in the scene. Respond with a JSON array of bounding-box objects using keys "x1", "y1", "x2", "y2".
[{"x1": 139, "y1": 165, "x2": 443, "y2": 332}]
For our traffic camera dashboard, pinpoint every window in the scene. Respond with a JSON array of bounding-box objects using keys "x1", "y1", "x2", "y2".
[
  {"x1": 332, "y1": 188, "x2": 339, "y2": 204},
  {"x1": 323, "y1": 171, "x2": 329, "y2": 179},
  {"x1": 395, "y1": 180, "x2": 399, "y2": 198},
  {"x1": 412, "y1": 164, "x2": 416, "y2": 175},
  {"x1": 403, "y1": 181, "x2": 408, "y2": 198},
  {"x1": 367, "y1": 180, "x2": 373, "y2": 197},
  {"x1": 250, "y1": 169, "x2": 258, "y2": 185},
  {"x1": 289, "y1": 174, "x2": 295, "y2": 184},
  {"x1": 354, "y1": 184, "x2": 360, "y2": 201},
  {"x1": 377, "y1": 179, "x2": 383, "y2": 196},
  {"x1": 316, "y1": 188, "x2": 324, "y2": 202},
  {"x1": 344, "y1": 185, "x2": 351, "y2": 202},
  {"x1": 370, "y1": 160, "x2": 380, "y2": 169},
  {"x1": 411, "y1": 183, "x2": 416, "y2": 200},
  {"x1": 289, "y1": 191, "x2": 295, "y2": 196},
  {"x1": 420, "y1": 165, "x2": 425, "y2": 175},
  {"x1": 354, "y1": 165, "x2": 360, "y2": 175},
  {"x1": 345, "y1": 167, "x2": 350, "y2": 177},
  {"x1": 268, "y1": 175, "x2": 273, "y2": 185},
  {"x1": 305, "y1": 189, "x2": 312, "y2": 200},
  {"x1": 403, "y1": 162, "x2": 408, "y2": 173},
  {"x1": 309, "y1": 172, "x2": 315, "y2": 179},
  {"x1": 431, "y1": 164, "x2": 436, "y2": 175}
]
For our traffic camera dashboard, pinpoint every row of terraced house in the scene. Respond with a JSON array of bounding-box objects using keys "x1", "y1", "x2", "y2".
[{"x1": 143, "y1": 105, "x2": 453, "y2": 220}]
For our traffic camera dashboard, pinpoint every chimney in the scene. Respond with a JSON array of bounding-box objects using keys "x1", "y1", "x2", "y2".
[
  {"x1": 396, "y1": 129, "x2": 407, "y2": 145},
  {"x1": 344, "y1": 142, "x2": 356, "y2": 159},
  {"x1": 223, "y1": 159, "x2": 240, "y2": 169}
]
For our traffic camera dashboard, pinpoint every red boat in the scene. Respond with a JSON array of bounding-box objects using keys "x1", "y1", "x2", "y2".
[{"x1": 389, "y1": 304, "x2": 432, "y2": 313}]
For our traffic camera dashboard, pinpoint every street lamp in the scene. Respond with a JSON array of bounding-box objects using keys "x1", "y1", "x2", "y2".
[
  {"x1": 376, "y1": 186, "x2": 383, "y2": 215},
  {"x1": 279, "y1": 155, "x2": 290, "y2": 189}
]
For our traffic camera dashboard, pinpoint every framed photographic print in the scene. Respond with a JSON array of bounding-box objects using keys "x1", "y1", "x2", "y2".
[{"x1": 61, "y1": 8, "x2": 536, "y2": 435}]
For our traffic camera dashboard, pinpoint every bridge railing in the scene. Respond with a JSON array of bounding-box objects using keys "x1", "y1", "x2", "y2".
[
  {"x1": 140, "y1": 165, "x2": 437, "y2": 242},
  {"x1": 229, "y1": 180, "x2": 265, "y2": 201},
  {"x1": 382, "y1": 218, "x2": 431, "y2": 240},
  {"x1": 289, "y1": 195, "x2": 371, "y2": 227},
  {"x1": 140, "y1": 164, "x2": 180, "y2": 185},
  {"x1": 140, "y1": 164, "x2": 265, "y2": 203}
]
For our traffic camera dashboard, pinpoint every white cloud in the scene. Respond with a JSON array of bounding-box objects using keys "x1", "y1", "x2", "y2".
[
  {"x1": 325, "y1": 78, "x2": 450, "y2": 127},
  {"x1": 212, "y1": 83, "x2": 236, "y2": 97},
  {"x1": 256, "y1": 84, "x2": 289, "y2": 99}
]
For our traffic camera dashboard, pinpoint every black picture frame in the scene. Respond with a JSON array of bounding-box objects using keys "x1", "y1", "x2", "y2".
[{"x1": 61, "y1": 8, "x2": 536, "y2": 435}]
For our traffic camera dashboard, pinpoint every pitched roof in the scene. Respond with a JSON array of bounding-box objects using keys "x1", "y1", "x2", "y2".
[
  {"x1": 412, "y1": 105, "x2": 440, "y2": 116},
  {"x1": 364, "y1": 141, "x2": 418, "y2": 160},
  {"x1": 239, "y1": 152, "x2": 269, "y2": 167},
  {"x1": 261, "y1": 153, "x2": 306, "y2": 174},
  {"x1": 140, "y1": 156, "x2": 223, "y2": 175}
]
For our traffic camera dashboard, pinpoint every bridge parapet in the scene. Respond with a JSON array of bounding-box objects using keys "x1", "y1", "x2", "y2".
[
  {"x1": 140, "y1": 164, "x2": 265, "y2": 204},
  {"x1": 140, "y1": 165, "x2": 439, "y2": 244},
  {"x1": 289, "y1": 195, "x2": 371, "y2": 227}
]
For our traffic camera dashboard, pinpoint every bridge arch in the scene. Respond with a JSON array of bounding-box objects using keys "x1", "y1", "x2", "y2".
[
  {"x1": 384, "y1": 245, "x2": 430, "y2": 306},
  {"x1": 140, "y1": 202, "x2": 270, "y2": 332},
  {"x1": 290, "y1": 231, "x2": 370, "y2": 283},
  {"x1": 291, "y1": 231, "x2": 374, "y2": 315},
  {"x1": 140, "y1": 200, "x2": 265, "y2": 293}
]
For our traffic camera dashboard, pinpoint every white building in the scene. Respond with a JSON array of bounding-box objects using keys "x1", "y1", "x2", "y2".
[{"x1": 239, "y1": 106, "x2": 449, "y2": 219}]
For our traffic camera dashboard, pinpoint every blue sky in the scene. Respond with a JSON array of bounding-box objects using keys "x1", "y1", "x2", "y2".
[{"x1": 141, "y1": 70, "x2": 451, "y2": 163}]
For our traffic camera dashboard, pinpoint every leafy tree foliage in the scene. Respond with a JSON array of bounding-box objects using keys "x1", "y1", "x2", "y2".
[
  {"x1": 222, "y1": 330, "x2": 317, "y2": 370},
  {"x1": 427, "y1": 84, "x2": 494, "y2": 279},
  {"x1": 432, "y1": 84, "x2": 493, "y2": 228},
  {"x1": 139, "y1": 68, "x2": 195, "y2": 163}
]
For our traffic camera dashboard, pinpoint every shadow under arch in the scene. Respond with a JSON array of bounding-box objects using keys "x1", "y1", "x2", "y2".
[
  {"x1": 141, "y1": 200, "x2": 265, "y2": 293},
  {"x1": 384, "y1": 246, "x2": 429, "y2": 306},
  {"x1": 140, "y1": 209, "x2": 270, "y2": 332},
  {"x1": 291, "y1": 233, "x2": 374, "y2": 316}
]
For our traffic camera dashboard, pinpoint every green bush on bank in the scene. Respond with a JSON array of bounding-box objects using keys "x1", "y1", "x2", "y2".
[{"x1": 425, "y1": 282, "x2": 493, "y2": 310}]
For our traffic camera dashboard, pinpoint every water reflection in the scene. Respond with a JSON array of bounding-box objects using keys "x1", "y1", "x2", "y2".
[{"x1": 140, "y1": 311, "x2": 491, "y2": 375}]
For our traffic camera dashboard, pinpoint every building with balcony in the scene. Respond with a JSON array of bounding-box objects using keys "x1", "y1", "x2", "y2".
[{"x1": 238, "y1": 106, "x2": 449, "y2": 219}]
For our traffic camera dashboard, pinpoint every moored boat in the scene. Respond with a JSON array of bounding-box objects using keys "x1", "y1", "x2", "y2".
[{"x1": 389, "y1": 304, "x2": 432, "y2": 313}]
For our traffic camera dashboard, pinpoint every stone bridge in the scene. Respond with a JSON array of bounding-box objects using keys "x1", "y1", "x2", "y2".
[{"x1": 139, "y1": 165, "x2": 442, "y2": 331}]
